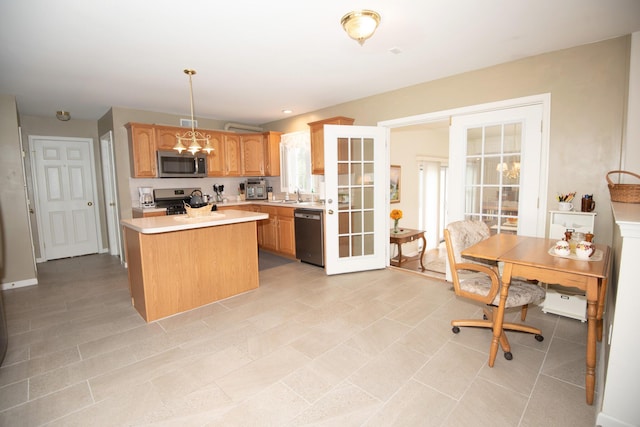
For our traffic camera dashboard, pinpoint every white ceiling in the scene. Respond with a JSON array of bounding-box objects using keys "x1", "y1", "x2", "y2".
[{"x1": 1, "y1": 0, "x2": 639, "y2": 125}]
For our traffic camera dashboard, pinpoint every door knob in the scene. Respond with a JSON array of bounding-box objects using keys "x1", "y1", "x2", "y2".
[
  {"x1": 87, "y1": 202, "x2": 93, "y2": 206},
  {"x1": 327, "y1": 209, "x2": 334, "y2": 215}
]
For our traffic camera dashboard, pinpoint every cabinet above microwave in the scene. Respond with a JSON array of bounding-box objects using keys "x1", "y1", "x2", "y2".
[{"x1": 126, "y1": 122, "x2": 282, "y2": 178}]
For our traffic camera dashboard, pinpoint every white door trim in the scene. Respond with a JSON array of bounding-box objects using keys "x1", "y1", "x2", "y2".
[
  {"x1": 100, "y1": 131, "x2": 122, "y2": 258},
  {"x1": 379, "y1": 93, "x2": 551, "y2": 231}
]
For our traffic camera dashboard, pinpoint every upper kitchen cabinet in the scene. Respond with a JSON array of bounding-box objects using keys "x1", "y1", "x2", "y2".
[
  {"x1": 241, "y1": 133, "x2": 265, "y2": 176},
  {"x1": 308, "y1": 116, "x2": 354, "y2": 175},
  {"x1": 224, "y1": 133, "x2": 242, "y2": 176},
  {"x1": 205, "y1": 132, "x2": 225, "y2": 176},
  {"x1": 126, "y1": 122, "x2": 157, "y2": 177},
  {"x1": 155, "y1": 125, "x2": 183, "y2": 150},
  {"x1": 264, "y1": 131, "x2": 282, "y2": 177}
]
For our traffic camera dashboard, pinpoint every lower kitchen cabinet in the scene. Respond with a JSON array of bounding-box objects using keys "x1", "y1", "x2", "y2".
[
  {"x1": 258, "y1": 206, "x2": 296, "y2": 258},
  {"x1": 277, "y1": 209, "x2": 295, "y2": 257}
]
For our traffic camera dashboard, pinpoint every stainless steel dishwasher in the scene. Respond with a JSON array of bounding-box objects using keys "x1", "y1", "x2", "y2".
[{"x1": 294, "y1": 208, "x2": 324, "y2": 267}]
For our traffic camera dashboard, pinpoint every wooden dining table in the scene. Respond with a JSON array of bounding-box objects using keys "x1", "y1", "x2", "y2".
[{"x1": 462, "y1": 233, "x2": 610, "y2": 405}]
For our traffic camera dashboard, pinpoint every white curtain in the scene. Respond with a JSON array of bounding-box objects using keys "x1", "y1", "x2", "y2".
[
  {"x1": 279, "y1": 131, "x2": 311, "y2": 192},
  {"x1": 418, "y1": 159, "x2": 447, "y2": 250}
]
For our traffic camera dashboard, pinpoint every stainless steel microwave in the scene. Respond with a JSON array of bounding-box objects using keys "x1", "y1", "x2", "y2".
[{"x1": 157, "y1": 150, "x2": 207, "y2": 178}]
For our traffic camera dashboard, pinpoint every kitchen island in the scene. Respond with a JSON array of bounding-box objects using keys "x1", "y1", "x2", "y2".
[{"x1": 121, "y1": 209, "x2": 268, "y2": 322}]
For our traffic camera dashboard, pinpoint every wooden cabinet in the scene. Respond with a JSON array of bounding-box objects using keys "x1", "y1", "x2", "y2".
[
  {"x1": 259, "y1": 206, "x2": 279, "y2": 253},
  {"x1": 155, "y1": 126, "x2": 182, "y2": 150},
  {"x1": 241, "y1": 134, "x2": 265, "y2": 176},
  {"x1": 307, "y1": 116, "x2": 354, "y2": 175},
  {"x1": 277, "y1": 207, "x2": 296, "y2": 257},
  {"x1": 224, "y1": 133, "x2": 242, "y2": 176},
  {"x1": 264, "y1": 131, "x2": 282, "y2": 176},
  {"x1": 256, "y1": 205, "x2": 296, "y2": 257},
  {"x1": 126, "y1": 123, "x2": 157, "y2": 177},
  {"x1": 127, "y1": 123, "x2": 282, "y2": 178},
  {"x1": 205, "y1": 132, "x2": 226, "y2": 176}
]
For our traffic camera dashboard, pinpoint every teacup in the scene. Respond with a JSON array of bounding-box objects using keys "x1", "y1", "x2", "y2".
[
  {"x1": 554, "y1": 240, "x2": 571, "y2": 256},
  {"x1": 558, "y1": 202, "x2": 573, "y2": 211},
  {"x1": 575, "y1": 241, "x2": 595, "y2": 259}
]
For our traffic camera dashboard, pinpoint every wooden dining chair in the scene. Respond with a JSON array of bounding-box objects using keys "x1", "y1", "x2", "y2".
[{"x1": 444, "y1": 220, "x2": 545, "y2": 361}]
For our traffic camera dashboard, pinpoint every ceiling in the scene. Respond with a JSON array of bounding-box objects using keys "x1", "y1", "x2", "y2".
[{"x1": 1, "y1": 1, "x2": 639, "y2": 126}]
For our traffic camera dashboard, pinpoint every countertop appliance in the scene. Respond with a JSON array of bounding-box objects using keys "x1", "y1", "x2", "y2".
[
  {"x1": 138, "y1": 187, "x2": 155, "y2": 208},
  {"x1": 294, "y1": 208, "x2": 324, "y2": 267},
  {"x1": 157, "y1": 150, "x2": 207, "y2": 178},
  {"x1": 246, "y1": 179, "x2": 267, "y2": 200},
  {"x1": 153, "y1": 187, "x2": 210, "y2": 215}
]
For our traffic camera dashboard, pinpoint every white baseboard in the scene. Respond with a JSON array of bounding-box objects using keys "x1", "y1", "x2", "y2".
[{"x1": 2, "y1": 277, "x2": 38, "y2": 290}]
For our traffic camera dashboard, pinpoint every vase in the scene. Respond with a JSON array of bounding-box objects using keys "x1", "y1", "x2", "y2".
[{"x1": 393, "y1": 219, "x2": 399, "y2": 233}]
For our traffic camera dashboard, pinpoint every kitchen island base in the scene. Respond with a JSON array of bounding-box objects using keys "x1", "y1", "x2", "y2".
[{"x1": 124, "y1": 221, "x2": 259, "y2": 322}]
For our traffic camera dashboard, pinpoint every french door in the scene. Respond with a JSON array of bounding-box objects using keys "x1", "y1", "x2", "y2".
[
  {"x1": 324, "y1": 125, "x2": 388, "y2": 275},
  {"x1": 448, "y1": 105, "x2": 546, "y2": 237}
]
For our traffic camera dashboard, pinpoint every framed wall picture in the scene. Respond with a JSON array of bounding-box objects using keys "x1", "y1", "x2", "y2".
[{"x1": 390, "y1": 165, "x2": 401, "y2": 203}]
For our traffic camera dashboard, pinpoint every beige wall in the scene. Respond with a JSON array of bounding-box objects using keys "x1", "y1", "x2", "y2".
[
  {"x1": 0, "y1": 95, "x2": 37, "y2": 287},
  {"x1": 1, "y1": 35, "x2": 634, "y2": 285},
  {"x1": 264, "y1": 36, "x2": 632, "y2": 246}
]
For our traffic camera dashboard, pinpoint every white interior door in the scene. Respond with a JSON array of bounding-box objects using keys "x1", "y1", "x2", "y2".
[
  {"x1": 30, "y1": 136, "x2": 100, "y2": 260},
  {"x1": 324, "y1": 125, "x2": 388, "y2": 275},
  {"x1": 100, "y1": 131, "x2": 121, "y2": 258},
  {"x1": 448, "y1": 104, "x2": 546, "y2": 237}
]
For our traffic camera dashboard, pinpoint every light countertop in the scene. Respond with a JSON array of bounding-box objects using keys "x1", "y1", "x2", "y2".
[{"x1": 122, "y1": 209, "x2": 268, "y2": 234}]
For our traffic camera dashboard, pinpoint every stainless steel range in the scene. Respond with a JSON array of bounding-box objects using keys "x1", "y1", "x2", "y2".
[{"x1": 153, "y1": 188, "x2": 201, "y2": 215}]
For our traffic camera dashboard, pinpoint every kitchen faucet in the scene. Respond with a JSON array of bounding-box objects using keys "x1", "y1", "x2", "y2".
[{"x1": 296, "y1": 188, "x2": 303, "y2": 202}]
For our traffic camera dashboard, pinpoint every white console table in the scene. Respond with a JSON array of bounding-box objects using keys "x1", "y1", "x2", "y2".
[
  {"x1": 548, "y1": 210, "x2": 597, "y2": 240},
  {"x1": 542, "y1": 210, "x2": 597, "y2": 320}
]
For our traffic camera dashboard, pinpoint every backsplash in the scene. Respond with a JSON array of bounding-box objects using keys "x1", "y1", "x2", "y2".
[{"x1": 129, "y1": 176, "x2": 281, "y2": 206}]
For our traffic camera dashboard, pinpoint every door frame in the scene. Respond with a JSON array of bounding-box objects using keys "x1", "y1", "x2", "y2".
[
  {"x1": 100, "y1": 131, "x2": 122, "y2": 259},
  {"x1": 379, "y1": 93, "x2": 551, "y2": 240},
  {"x1": 29, "y1": 135, "x2": 102, "y2": 262}
]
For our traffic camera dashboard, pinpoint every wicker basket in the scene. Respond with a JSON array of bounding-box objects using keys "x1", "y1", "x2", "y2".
[
  {"x1": 606, "y1": 170, "x2": 640, "y2": 203},
  {"x1": 184, "y1": 202, "x2": 213, "y2": 218}
]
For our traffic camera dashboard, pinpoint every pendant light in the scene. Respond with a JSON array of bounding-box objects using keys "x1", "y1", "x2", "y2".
[{"x1": 174, "y1": 69, "x2": 213, "y2": 154}]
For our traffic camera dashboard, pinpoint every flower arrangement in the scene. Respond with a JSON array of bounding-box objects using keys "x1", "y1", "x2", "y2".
[{"x1": 390, "y1": 209, "x2": 403, "y2": 233}]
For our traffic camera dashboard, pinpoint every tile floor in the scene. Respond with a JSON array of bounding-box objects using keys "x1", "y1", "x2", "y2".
[{"x1": 0, "y1": 252, "x2": 597, "y2": 426}]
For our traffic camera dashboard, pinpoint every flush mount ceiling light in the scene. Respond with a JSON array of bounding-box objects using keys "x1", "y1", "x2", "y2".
[
  {"x1": 56, "y1": 110, "x2": 70, "y2": 121},
  {"x1": 174, "y1": 69, "x2": 213, "y2": 155},
  {"x1": 341, "y1": 9, "x2": 381, "y2": 46}
]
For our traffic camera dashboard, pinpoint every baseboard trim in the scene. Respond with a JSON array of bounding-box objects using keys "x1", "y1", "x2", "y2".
[{"x1": 2, "y1": 277, "x2": 38, "y2": 290}]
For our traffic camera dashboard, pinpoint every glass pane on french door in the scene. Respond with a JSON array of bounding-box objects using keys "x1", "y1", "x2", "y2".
[
  {"x1": 465, "y1": 122, "x2": 521, "y2": 234},
  {"x1": 337, "y1": 136, "x2": 375, "y2": 257}
]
